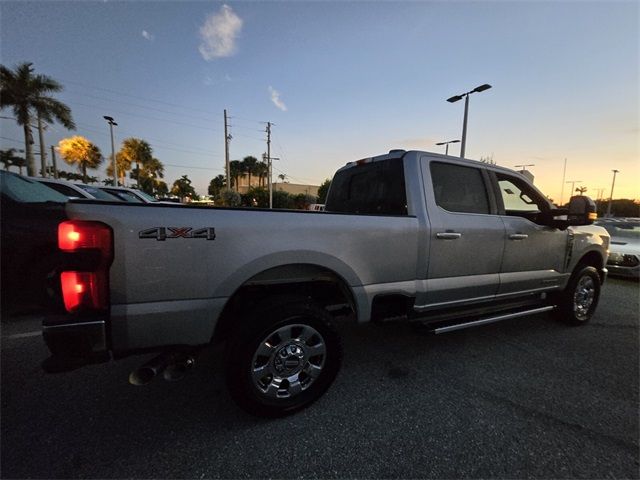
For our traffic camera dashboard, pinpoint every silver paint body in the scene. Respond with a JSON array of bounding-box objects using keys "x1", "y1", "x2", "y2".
[{"x1": 63, "y1": 151, "x2": 609, "y2": 351}]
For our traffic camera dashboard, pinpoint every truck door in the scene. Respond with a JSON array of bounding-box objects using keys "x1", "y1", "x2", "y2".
[
  {"x1": 417, "y1": 158, "x2": 505, "y2": 309},
  {"x1": 491, "y1": 171, "x2": 568, "y2": 295}
]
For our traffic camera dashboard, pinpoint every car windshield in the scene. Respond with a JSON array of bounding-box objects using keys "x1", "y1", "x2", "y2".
[
  {"x1": 131, "y1": 190, "x2": 158, "y2": 202},
  {"x1": 599, "y1": 222, "x2": 640, "y2": 240},
  {"x1": 75, "y1": 184, "x2": 122, "y2": 201},
  {"x1": 0, "y1": 171, "x2": 68, "y2": 203},
  {"x1": 102, "y1": 188, "x2": 144, "y2": 203}
]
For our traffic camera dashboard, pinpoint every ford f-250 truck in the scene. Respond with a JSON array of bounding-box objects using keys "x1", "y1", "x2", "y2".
[{"x1": 37, "y1": 150, "x2": 608, "y2": 416}]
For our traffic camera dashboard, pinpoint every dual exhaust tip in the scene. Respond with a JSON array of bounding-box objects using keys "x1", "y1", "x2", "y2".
[{"x1": 129, "y1": 352, "x2": 196, "y2": 386}]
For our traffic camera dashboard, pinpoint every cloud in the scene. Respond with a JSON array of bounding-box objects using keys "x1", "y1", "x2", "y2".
[
  {"x1": 269, "y1": 86, "x2": 287, "y2": 112},
  {"x1": 198, "y1": 5, "x2": 243, "y2": 60},
  {"x1": 141, "y1": 30, "x2": 155, "y2": 42}
]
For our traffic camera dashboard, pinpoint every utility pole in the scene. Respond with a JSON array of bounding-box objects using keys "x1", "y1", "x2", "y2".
[
  {"x1": 606, "y1": 169, "x2": 619, "y2": 217},
  {"x1": 559, "y1": 158, "x2": 567, "y2": 206},
  {"x1": 104, "y1": 116, "x2": 118, "y2": 185},
  {"x1": 50, "y1": 145, "x2": 58, "y2": 179},
  {"x1": 37, "y1": 113, "x2": 47, "y2": 177},
  {"x1": 224, "y1": 109, "x2": 231, "y2": 190},
  {"x1": 266, "y1": 122, "x2": 272, "y2": 209}
]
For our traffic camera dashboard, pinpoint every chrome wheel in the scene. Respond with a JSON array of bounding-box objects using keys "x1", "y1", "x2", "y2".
[
  {"x1": 251, "y1": 324, "x2": 326, "y2": 399},
  {"x1": 573, "y1": 275, "x2": 596, "y2": 321}
]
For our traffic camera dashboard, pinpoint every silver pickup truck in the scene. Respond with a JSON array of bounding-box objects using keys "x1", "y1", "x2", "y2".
[{"x1": 41, "y1": 150, "x2": 608, "y2": 416}]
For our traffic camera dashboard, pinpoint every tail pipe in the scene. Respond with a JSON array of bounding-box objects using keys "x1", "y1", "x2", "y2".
[{"x1": 129, "y1": 351, "x2": 197, "y2": 386}]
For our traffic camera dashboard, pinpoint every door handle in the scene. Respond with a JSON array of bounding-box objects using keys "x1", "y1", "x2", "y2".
[
  {"x1": 436, "y1": 232, "x2": 462, "y2": 240},
  {"x1": 509, "y1": 233, "x2": 529, "y2": 240}
]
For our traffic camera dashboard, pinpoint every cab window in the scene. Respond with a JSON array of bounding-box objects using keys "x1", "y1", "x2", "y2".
[
  {"x1": 430, "y1": 162, "x2": 489, "y2": 214},
  {"x1": 496, "y1": 173, "x2": 549, "y2": 221}
]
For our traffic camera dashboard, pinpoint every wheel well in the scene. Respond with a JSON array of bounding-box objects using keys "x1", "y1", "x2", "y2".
[
  {"x1": 576, "y1": 250, "x2": 605, "y2": 281},
  {"x1": 212, "y1": 265, "x2": 355, "y2": 343}
]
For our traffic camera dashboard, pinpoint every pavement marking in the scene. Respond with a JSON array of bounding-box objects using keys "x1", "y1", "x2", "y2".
[{"x1": 3, "y1": 331, "x2": 41, "y2": 339}]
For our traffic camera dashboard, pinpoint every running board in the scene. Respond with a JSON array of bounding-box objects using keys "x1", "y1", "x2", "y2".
[{"x1": 430, "y1": 306, "x2": 555, "y2": 335}]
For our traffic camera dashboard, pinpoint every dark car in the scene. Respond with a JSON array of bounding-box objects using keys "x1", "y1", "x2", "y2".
[{"x1": 1, "y1": 171, "x2": 69, "y2": 314}]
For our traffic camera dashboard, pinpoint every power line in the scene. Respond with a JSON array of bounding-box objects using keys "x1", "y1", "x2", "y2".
[
  {"x1": 59, "y1": 78, "x2": 221, "y2": 117},
  {"x1": 73, "y1": 122, "x2": 217, "y2": 155},
  {"x1": 63, "y1": 91, "x2": 220, "y2": 124},
  {"x1": 68, "y1": 100, "x2": 218, "y2": 131},
  {"x1": 164, "y1": 163, "x2": 224, "y2": 172},
  {"x1": 0, "y1": 136, "x2": 25, "y2": 145}
]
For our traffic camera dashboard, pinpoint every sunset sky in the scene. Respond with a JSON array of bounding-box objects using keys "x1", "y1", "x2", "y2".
[{"x1": 2, "y1": 1, "x2": 638, "y2": 200}]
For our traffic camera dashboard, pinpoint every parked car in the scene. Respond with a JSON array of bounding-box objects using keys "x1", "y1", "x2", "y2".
[
  {"x1": 1, "y1": 171, "x2": 69, "y2": 314},
  {"x1": 595, "y1": 218, "x2": 640, "y2": 278},
  {"x1": 34, "y1": 178, "x2": 122, "y2": 201},
  {"x1": 99, "y1": 186, "x2": 159, "y2": 203}
]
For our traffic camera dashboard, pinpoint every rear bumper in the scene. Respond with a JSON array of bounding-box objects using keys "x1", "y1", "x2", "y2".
[{"x1": 42, "y1": 318, "x2": 110, "y2": 370}]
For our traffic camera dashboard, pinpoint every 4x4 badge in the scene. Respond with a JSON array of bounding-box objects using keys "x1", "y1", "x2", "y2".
[{"x1": 139, "y1": 227, "x2": 216, "y2": 241}]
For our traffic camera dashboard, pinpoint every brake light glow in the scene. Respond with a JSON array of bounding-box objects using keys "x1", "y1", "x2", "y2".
[
  {"x1": 61, "y1": 272, "x2": 105, "y2": 312},
  {"x1": 58, "y1": 221, "x2": 113, "y2": 313},
  {"x1": 59, "y1": 221, "x2": 111, "y2": 253}
]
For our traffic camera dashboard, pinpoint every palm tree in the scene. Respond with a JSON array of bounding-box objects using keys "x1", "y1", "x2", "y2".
[
  {"x1": 0, "y1": 62, "x2": 75, "y2": 176},
  {"x1": 254, "y1": 161, "x2": 268, "y2": 187},
  {"x1": 57, "y1": 136, "x2": 103, "y2": 183},
  {"x1": 229, "y1": 160, "x2": 244, "y2": 192},
  {"x1": 242, "y1": 156, "x2": 258, "y2": 189},
  {"x1": 171, "y1": 175, "x2": 197, "y2": 202},
  {"x1": 0, "y1": 148, "x2": 26, "y2": 174},
  {"x1": 208, "y1": 174, "x2": 226, "y2": 196},
  {"x1": 138, "y1": 157, "x2": 164, "y2": 194},
  {"x1": 113, "y1": 137, "x2": 153, "y2": 186}
]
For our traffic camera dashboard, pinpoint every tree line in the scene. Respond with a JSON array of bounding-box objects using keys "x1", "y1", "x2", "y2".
[
  {"x1": 0, "y1": 61, "x2": 201, "y2": 200},
  {"x1": 1, "y1": 61, "x2": 329, "y2": 208}
]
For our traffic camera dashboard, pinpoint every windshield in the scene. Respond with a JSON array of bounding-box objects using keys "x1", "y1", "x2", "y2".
[
  {"x1": 131, "y1": 189, "x2": 158, "y2": 202},
  {"x1": 75, "y1": 184, "x2": 122, "y2": 201},
  {"x1": 599, "y1": 222, "x2": 640, "y2": 240},
  {"x1": 0, "y1": 171, "x2": 68, "y2": 203},
  {"x1": 101, "y1": 188, "x2": 144, "y2": 203}
]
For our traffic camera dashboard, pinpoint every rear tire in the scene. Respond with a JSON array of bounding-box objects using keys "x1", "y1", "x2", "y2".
[
  {"x1": 553, "y1": 265, "x2": 601, "y2": 325},
  {"x1": 225, "y1": 297, "x2": 342, "y2": 417}
]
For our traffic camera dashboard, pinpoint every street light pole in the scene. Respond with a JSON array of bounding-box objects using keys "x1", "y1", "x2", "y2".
[
  {"x1": 435, "y1": 139, "x2": 460, "y2": 156},
  {"x1": 446, "y1": 84, "x2": 492, "y2": 159},
  {"x1": 103, "y1": 116, "x2": 118, "y2": 185},
  {"x1": 565, "y1": 180, "x2": 582, "y2": 199},
  {"x1": 606, "y1": 169, "x2": 619, "y2": 217}
]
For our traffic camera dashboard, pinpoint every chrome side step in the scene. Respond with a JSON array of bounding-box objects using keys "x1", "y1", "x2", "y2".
[{"x1": 430, "y1": 306, "x2": 555, "y2": 334}]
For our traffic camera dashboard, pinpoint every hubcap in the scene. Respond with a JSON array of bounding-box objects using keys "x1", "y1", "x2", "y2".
[
  {"x1": 573, "y1": 275, "x2": 595, "y2": 321},
  {"x1": 251, "y1": 323, "x2": 326, "y2": 399}
]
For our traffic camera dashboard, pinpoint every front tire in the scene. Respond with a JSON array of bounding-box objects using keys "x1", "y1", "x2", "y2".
[
  {"x1": 553, "y1": 265, "x2": 601, "y2": 325},
  {"x1": 225, "y1": 298, "x2": 342, "y2": 417}
]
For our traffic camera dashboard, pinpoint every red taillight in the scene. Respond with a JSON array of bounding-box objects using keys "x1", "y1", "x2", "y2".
[
  {"x1": 59, "y1": 221, "x2": 111, "y2": 253},
  {"x1": 60, "y1": 271, "x2": 107, "y2": 313},
  {"x1": 58, "y1": 221, "x2": 113, "y2": 313}
]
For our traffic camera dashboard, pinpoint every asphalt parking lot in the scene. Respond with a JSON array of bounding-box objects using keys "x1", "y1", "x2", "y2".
[{"x1": 1, "y1": 277, "x2": 638, "y2": 479}]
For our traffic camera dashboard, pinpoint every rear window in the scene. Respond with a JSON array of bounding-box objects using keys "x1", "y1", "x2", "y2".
[
  {"x1": 325, "y1": 159, "x2": 407, "y2": 215},
  {"x1": 0, "y1": 172, "x2": 68, "y2": 203}
]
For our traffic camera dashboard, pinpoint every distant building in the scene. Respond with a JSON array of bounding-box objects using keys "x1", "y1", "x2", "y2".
[
  {"x1": 274, "y1": 182, "x2": 319, "y2": 197},
  {"x1": 233, "y1": 173, "x2": 319, "y2": 198}
]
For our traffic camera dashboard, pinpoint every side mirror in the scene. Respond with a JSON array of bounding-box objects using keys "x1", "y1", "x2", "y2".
[
  {"x1": 567, "y1": 195, "x2": 597, "y2": 225},
  {"x1": 547, "y1": 196, "x2": 597, "y2": 229}
]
